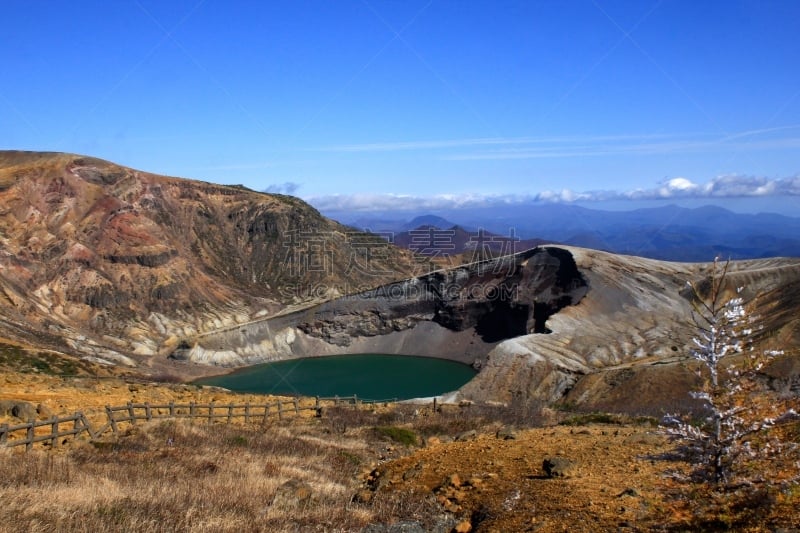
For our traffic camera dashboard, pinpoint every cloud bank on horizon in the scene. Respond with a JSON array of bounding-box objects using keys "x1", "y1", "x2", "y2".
[{"x1": 306, "y1": 174, "x2": 800, "y2": 213}]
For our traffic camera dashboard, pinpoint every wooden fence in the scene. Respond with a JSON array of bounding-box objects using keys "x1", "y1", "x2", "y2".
[
  {"x1": 0, "y1": 413, "x2": 94, "y2": 451},
  {"x1": 1, "y1": 395, "x2": 396, "y2": 452}
]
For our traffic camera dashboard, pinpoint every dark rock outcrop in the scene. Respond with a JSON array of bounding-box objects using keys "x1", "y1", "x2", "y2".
[
  {"x1": 174, "y1": 247, "x2": 589, "y2": 366},
  {"x1": 296, "y1": 247, "x2": 587, "y2": 344}
]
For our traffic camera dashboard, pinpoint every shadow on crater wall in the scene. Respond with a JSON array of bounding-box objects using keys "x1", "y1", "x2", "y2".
[
  {"x1": 475, "y1": 302, "x2": 531, "y2": 342},
  {"x1": 431, "y1": 246, "x2": 589, "y2": 342},
  {"x1": 174, "y1": 246, "x2": 590, "y2": 364}
]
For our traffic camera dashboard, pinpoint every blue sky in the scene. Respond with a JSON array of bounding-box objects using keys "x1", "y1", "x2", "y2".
[{"x1": 2, "y1": 1, "x2": 799, "y2": 214}]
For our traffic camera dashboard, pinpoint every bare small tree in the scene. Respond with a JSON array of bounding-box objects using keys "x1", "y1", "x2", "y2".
[{"x1": 661, "y1": 258, "x2": 797, "y2": 486}]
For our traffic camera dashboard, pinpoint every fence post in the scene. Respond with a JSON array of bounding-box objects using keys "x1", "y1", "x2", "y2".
[
  {"x1": 334, "y1": 395, "x2": 339, "y2": 407},
  {"x1": 315, "y1": 396, "x2": 322, "y2": 418},
  {"x1": 433, "y1": 397, "x2": 437, "y2": 414},
  {"x1": 145, "y1": 403, "x2": 152, "y2": 421},
  {"x1": 208, "y1": 402, "x2": 214, "y2": 424},
  {"x1": 278, "y1": 402, "x2": 283, "y2": 421},
  {"x1": 79, "y1": 412, "x2": 95, "y2": 440},
  {"x1": 71, "y1": 413, "x2": 82, "y2": 443},
  {"x1": 262, "y1": 404, "x2": 270, "y2": 425},
  {"x1": 52, "y1": 418, "x2": 60, "y2": 448},
  {"x1": 128, "y1": 402, "x2": 136, "y2": 425},
  {"x1": 244, "y1": 403, "x2": 250, "y2": 424},
  {"x1": 189, "y1": 402, "x2": 196, "y2": 421},
  {"x1": 106, "y1": 406, "x2": 118, "y2": 434},
  {"x1": 26, "y1": 419, "x2": 34, "y2": 452},
  {"x1": 353, "y1": 394, "x2": 358, "y2": 410},
  {"x1": 227, "y1": 403, "x2": 234, "y2": 424},
  {"x1": 0, "y1": 423, "x2": 7, "y2": 445},
  {"x1": 293, "y1": 398, "x2": 299, "y2": 415},
  {"x1": 169, "y1": 401, "x2": 175, "y2": 417}
]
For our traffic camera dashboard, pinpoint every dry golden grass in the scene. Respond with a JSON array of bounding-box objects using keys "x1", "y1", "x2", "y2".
[
  {"x1": 0, "y1": 418, "x2": 384, "y2": 533},
  {"x1": 1, "y1": 369, "x2": 798, "y2": 531}
]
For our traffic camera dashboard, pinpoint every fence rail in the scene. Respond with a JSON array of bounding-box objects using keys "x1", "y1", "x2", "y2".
[
  {"x1": 1, "y1": 395, "x2": 398, "y2": 452},
  {"x1": 0, "y1": 413, "x2": 94, "y2": 451}
]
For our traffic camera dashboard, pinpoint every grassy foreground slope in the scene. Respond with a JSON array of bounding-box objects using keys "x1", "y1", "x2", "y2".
[{"x1": 1, "y1": 369, "x2": 798, "y2": 532}]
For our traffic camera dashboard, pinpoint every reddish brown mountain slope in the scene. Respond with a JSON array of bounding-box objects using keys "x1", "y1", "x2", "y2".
[{"x1": 0, "y1": 151, "x2": 418, "y2": 368}]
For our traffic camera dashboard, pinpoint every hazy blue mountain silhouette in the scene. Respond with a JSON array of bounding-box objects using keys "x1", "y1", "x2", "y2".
[{"x1": 330, "y1": 204, "x2": 800, "y2": 261}]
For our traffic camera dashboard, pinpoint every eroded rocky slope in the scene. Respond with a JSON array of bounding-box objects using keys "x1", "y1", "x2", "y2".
[
  {"x1": 1, "y1": 151, "x2": 798, "y2": 411},
  {"x1": 172, "y1": 246, "x2": 589, "y2": 366},
  {"x1": 182, "y1": 245, "x2": 800, "y2": 409},
  {"x1": 0, "y1": 151, "x2": 418, "y2": 367}
]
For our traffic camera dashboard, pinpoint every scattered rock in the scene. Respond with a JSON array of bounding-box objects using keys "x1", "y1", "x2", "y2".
[
  {"x1": 365, "y1": 468, "x2": 390, "y2": 491},
  {"x1": 453, "y1": 519, "x2": 472, "y2": 532},
  {"x1": 496, "y1": 426, "x2": 517, "y2": 440},
  {"x1": 455, "y1": 430, "x2": 477, "y2": 442},
  {"x1": 271, "y1": 479, "x2": 313, "y2": 509},
  {"x1": 447, "y1": 473, "x2": 463, "y2": 488},
  {"x1": 37, "y1": 403, "x2": 54, "y2": 419},
  {"x1": 425, "y1": 436, "x2": 442, "y2": 447},
  {"x1": 0, "y1": 400, "x2": 15, "y2": 417},
  {"x1": 402, "y1": 462, "x2": 424, "y2": 481},
  {"x1": 617, "y1": 487, "x2": 639, "y2": 498},
  {"x1": 450, "y1": 489, "x2": 467, "y2": 504},
  {"x1": 0, "y1": 400, "x2": 38, "y2": 421},
  {"x1": 542, "y1": 457, "x2": 576, "y2": 478},
  {"x1": 443, "y1": 499, "x2": 461, "y2": 513},
  {"x1": 502, "y1": 489, "x2": 521, "y2": 511},
  {"x1": 466, "y1": 477, "x2": 484, "y2": 489}
]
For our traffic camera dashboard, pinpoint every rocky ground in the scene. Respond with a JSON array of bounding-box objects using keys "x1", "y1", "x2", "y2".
[
  {"x1": 2, "y1": 367, "x2": 799, "y2": 532},
  {"x1": 366, "y1": 423, "x2": 679, "y2": 532}
]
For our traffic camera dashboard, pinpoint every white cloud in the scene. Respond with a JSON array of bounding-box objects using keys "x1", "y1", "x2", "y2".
[
  {"x1": 307, "y1": 192, "x2": 523, "y2": 212},
  {"x1": 305, "y1": 174, "x2": 800, "y2": 212},
  {"x1": 665, "y1": 177, "x2": 697, "y2": 191}
]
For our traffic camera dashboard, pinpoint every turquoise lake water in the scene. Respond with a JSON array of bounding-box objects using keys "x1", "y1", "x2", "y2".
[{"x1": 194, "y1": 354, "x2": 477, "y2": 400}]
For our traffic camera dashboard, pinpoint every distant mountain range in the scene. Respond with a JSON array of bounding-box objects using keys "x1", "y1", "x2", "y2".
[
  {"x1": 391, "y1": 223, "x2": 549, "y2": 260},
  {"x1": 329, "y1": 204, "x2": 800, "y2": 261}
]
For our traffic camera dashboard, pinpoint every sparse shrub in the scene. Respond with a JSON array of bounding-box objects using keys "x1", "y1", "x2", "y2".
[
  {"x1": 324, "y1": 405, "x2": 382, "y2": 434},
  {"x1": 558, "y1": 411, "x2": 658, "y2": 426},
  {"x1": 376, "y1": 410, "x2": 405, "y2": 426},
  {"x1": 560, "y1": 412, "x2": 617, "y2": 426},
  {"x1": 336, "y1": 449, "x2": 362, "y2": 467},
  {"x1": 226, "y1": 434, "x2": 248, "y2": 447},
  {"x1": 551, "y1": 400, "x2": 578, "y2": 412},
  {"x1": 374, "y1": 426, "x2": 418, "y2": 446}
]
